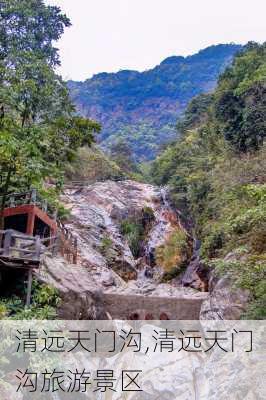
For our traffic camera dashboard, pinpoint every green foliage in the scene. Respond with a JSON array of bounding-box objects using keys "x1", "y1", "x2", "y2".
[
  {"x1": 200, "y1": 223, "x2": 227, "y2": 258},
  {"x1": 176, "y1": 93, "x2": 213, "y2": 134},
  {"x1": 120, "y1": 208, "x2": 155, "y2": 258},
  {"x1": 65, "y1": 145, "x2": 123, "y2": 183},
  {"x1": 0, "y1": 280, "x2": 60, "y2": 320},
  {"x1": 151, "y1": 42, "x2": 266, "y2": 318},
  {"x1": 109, "y1": 138, "x2": 137, "y2": 174},
  {"x1": 0, "y1": 0, "x2": 100, "y2": 220},
  {"x1": 211, "y1": 257, "x2": 266, "y2": 319},
  {"x1": 155, "y1": 228, "x2": 191, "y2": 279},
  {"x1": 69, "y1": 44, "x2": 241, "y2": 160},
  {"x1": 142, "y1": 206, "x2": 155, "y2": 224},
  {"x1": 120, "y1": 219, "x2": 145, "y2": 258},
  {"x1": 0, "y1": 0, "x2": 71, "y2": 68},
  {"x1": 99, "y1": 235, "x2": 113, "y2": 257},
  {"x1": 0, "y1": 303, "x2": 7, "y2": 319},
  {"x1": 214, "y1": 42, "x2": 266, "y2": 152},
  {"x1": 32, "y1": 281, "x2": 60, "y2": 307}
]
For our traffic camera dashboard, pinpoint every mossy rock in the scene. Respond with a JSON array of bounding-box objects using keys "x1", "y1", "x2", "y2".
[{"x1": 155, "y1": 228, "x2": 191, "y2": 278}]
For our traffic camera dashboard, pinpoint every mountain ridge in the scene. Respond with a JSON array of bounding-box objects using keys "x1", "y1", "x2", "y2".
[{"x1": 68, "y1": 44, "x2": 242, "y2": 160}]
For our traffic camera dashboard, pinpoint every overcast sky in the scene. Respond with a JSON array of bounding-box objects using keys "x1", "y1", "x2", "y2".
[{"x1": 46, "y1": 0, "x2": 266, "y2": 81}]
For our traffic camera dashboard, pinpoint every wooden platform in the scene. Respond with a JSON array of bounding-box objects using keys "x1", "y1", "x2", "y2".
[
  {"x1": 0, "y1": 189, "x2": 78, "y2": 266},
  {"x1": 0, "y1": 189, "x2": 79, "y2": 306},
  {"x1": 0, "y1": 229, "x2": 43, "y2": 268},
  {"x1": 1, "y1": 204, "x2": 57, "y2": 236}
]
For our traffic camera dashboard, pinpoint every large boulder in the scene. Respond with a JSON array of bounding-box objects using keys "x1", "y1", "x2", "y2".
[
  {"x1": 200, "y1": 272, "x2": 250, "y2": 320},
  {"x1": 37, "y1": 255, "x2": 108, "y2": 319},
  {"x1": 181, "y1": 255, "x2": 210, "y2": 291}
]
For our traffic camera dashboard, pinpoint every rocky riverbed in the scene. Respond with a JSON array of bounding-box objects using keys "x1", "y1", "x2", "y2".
[
  {"x1": 38, "y1": 180, "x2": 248, "y2": 319},
  {"x1": 58, "y1": 180, "x2": 197, "y2": 289}
]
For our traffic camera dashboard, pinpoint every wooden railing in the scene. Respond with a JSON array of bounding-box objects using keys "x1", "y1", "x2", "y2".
[
  {"x1": 0, "y1": 227, "x2": 78, "y2": 267},
  {"x1": 0, "y1": 189, "x2": 57, "y2": 219},
  {"x1": 57, "y1": 220, "x2": 78, "y2": 264},
  {"x1": 0, "y1": 188, "x2": 78, "y2": 265},
  {"x1": 0, "y1": 229, "x2": 42, "y2": 265}
]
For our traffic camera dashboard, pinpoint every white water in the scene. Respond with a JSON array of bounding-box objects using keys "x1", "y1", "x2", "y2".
[{"x1": 136, "y1": 186, "x2": 175, "y2": 284}]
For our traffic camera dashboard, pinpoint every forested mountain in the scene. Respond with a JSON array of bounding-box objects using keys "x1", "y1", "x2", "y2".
[
  {"x1": 151, "y1": 42, "x2": 266, "y2": 318},
  {"x1": 68, "y1": 44, "x2": 241, "y2": 160}
]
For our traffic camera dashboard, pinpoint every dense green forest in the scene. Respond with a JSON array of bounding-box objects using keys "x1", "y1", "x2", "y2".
[
  {"x1": 151, "y1": 42, "x2": 266, "y2": 318},
  {"x1": 0, "y1": 0, "x2": 100, "y2": 220},
  {"x1": 0, "y1": 0, "x2": 101, "y2": 317},
  {"x1": 68, "y1": 44, "x2": 241, "y2": 160}
]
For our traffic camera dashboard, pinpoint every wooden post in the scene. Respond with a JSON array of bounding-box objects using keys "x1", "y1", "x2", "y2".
[
  {"x1": 9, "y1": 196, "x2": 15, "y2": 207},
  {"x1": 26, "y1": 211, "x2": 35, "y2": 235},
  {"x1": 26, "y1": 269, "x2": 33, "y2": 307},
  {"x1": 30, "y1": 188, "x2": 37, "y2": 204},
  {"x1": 42, "y1": 200, "x2": 48, "y2": 212},
  {"x1": 3, "y1": 229, "x2": 12, "y2": 257},
  {"x1": 50, "y1": 228, "x2": 56, "y2": 247},
  {"x1": 52, "y1": 235, "x2": 59, "y2": 256},
  {"x1": 34, "y1": 235, "x2": 41, "y2": 261},
  {"x1": 52, "y1": 208, "x2": 58, "y2": 221}
]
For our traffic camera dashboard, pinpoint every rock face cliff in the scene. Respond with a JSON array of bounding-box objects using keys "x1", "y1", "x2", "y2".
[
  {"x1": 38, "y1": 180, "x2": 208, "y2": 319},
  {"x1": 38, "y1": 179, "x2": 248, "y2": 319},
  {"x1": 61, "y1": 180, "x2": 161, "y2": 284}
]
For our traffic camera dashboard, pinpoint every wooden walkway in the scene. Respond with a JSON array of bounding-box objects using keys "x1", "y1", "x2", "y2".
[
  {"x1": 0, "y1": 229, "x2": 56, "y2": 268},
  {"x1": 0, "y1": 189, "x2": 79, "y2": 305},
  {"x1": 0, "y1": 188, "x2": 78, "y2": 265},
  {"x1": 0, "y1": 227, "x2": 77, "y2": 306},
  {"x1": 0, "y1": 229, "x2": 55, "y2": 306}
]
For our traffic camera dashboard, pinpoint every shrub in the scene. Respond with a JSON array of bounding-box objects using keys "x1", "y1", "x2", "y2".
[
  {"x1": 249, "y1": 223, "x2": 266, "y2": 253},
  {"x1": 120, "y1": 220, "x2": 144, "y2": 258},
  {"x1": 99, "y1": 236, "x2": 113, "y2": 256},
  {"x1": 155, "y1": 228, "x2": 191, "y2": 278},
  {"x1": 65, "y1": 146, "x2": 123, "y2": 183},
  {"x1": 0, "y1": 280, "x2": 60, "y2": 320},
  {"x1": 201, "y1": 224, "x2": 226, "y2": 258},
  {"x1": 212, "y1": 257, "x2": 266, "y2": 319}
]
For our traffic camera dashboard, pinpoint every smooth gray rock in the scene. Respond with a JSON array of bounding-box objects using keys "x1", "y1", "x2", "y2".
[{"x1": 200, "y1": 273, "x2": 250, "y2": 320}]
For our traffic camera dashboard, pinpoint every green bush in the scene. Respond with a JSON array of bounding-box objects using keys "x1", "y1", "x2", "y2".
[
  {"x1": 211, "y1": 257, "x2": 266, "y2": 319},
  {"x1": 65, "y1": 146, "x2": 123, "y2": 183},
  {"x1": 99, "y1": 236, "x2": 113, "y2": 256},
  {"x1": 156, "y1": 228, "x2": 191, "y2": 278},
  {"x1": 0, "y1": 280, "x2": 60, "y2": 320},
  {"x1": 150, "y1": 43, "x2": 266, "y2": 318},
  {"x1": 201, "y1": 224, "x2": 226, "y2": 258},
  {"x1": 120, "y1": 219, "x2": 145, "y2": 258}
]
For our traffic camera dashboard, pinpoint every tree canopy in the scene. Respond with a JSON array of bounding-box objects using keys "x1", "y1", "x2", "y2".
[
  {"x1": 151, "y1": 42, "x2": 266, "y2": 318},
  {"x1": 213, "y1": 42, "x2": 266, "y2": 152},
  {"x1": 0, "y1": 0, "x2": 100, "y2": 216}
]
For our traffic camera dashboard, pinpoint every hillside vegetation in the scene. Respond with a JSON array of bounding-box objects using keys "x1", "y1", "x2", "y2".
[
  {"x1": 151, "y1": 42, "x2": 266, "y2": 318},
  {"x1": 0, "y1": 0, "x2": 100, "y2": 219},
  {"x1": 0, "y1": 0, "x2": 100, "y2": 316},
  {"x1": 65, "y1": 146, "x2": 123, "y2": 183},
  {"x1": 68, "y1": 44, "x2": 241, "y2": 160}
]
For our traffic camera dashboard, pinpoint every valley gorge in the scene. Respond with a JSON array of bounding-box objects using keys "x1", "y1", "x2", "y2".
[
  {"x1": 0, "y1": 3, "x2": 265, "y2": 398},
  {"x1": 38, "y1": 180, "x2": 248, "y2": 320}
]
